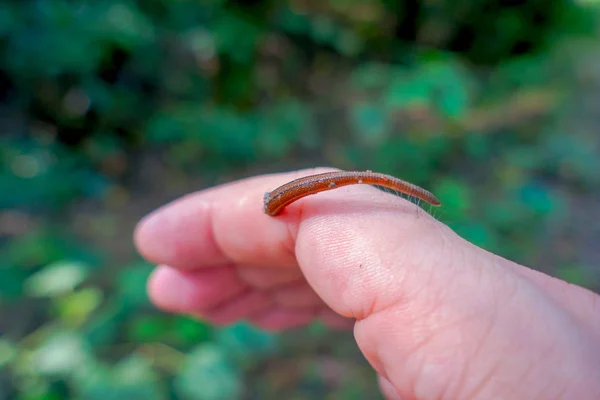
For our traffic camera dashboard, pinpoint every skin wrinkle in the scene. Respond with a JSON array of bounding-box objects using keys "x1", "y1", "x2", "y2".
[
  {"x1": 362, "y1": 262, "x2": 388, "y2": 321},
  {"x1": 550, "y1": 383, "x2": 569, "y2": 400},
  {"x1": 223, "y1": 290, "x2": 272, "y2": 316},
  {"x1": 542, "y1": 374, "x2": 571, "y2": 400},
  {"x1": 460, "y1": 298, "x2": 500, "y2": 399},
  {"x1": 236, "y1": 265, "x2": 304, "y2": 289},
  {"x1": 512, "y1": 266, "x2": 600, "y2": 338},
  {"x1": 461, "y1": 287, "x2": 500, "y2": 398},
  {"x1": 464, "y1": 361, "x2": 502, "y2": 400},
  {"x1": 195, "y1": 289, "x2": 271, "y2": 325},
  {"x1": 507, "y1": 356, "x2": 535, "y2": 400},
  {"x1": 402, "y1": 330, "x2": 429, "y2": 399},
  {"x1": 355, "y1": 213, "x2": 438, "y2": 320},
  {"x1": 409, "y1": 306, "x2": 471, "y2": 398},
  {"x1": 458, "y1": 250, "x2": 498, "y2": 394},
  {"x1": 210, "y1": 195, "x2": 255, "y2": 266},
  {"x1": 201, "y1": 286, "x2": 253, "y2": 314},
  {"x1": 354, "y1": 320, "x2": 387, "y2": 375},
  {"x1": 182, "y1": 200, "x2": 225, "y2": 268},
  {"x1": 497, "y1": 278, "x2": 549, "y2": 399},
  {"x1": 206, "y1": 198, "x2": 233, "y2": 266},
  {"x1": 503, "y1": 276, "x2": 599, "y2": 399},
  {"x1": 435, "y1": 318, "x2": 479, "y2": 399},
  {"x1": 284, "y1": 214, "x2": 300, "y2": 256},
  {"x1": 513, "y1": 259, "x2": 596, "y2": 340},
  {"x1": 248, "y1": 306, "x2": 317, "y2": 331},
  {"x1": 334, "y1": 225, "x2": 393, "y2": 320},
  {"x1": 270, "y1": 281, "x2": 325, "y2": 308},
  {"x1": 439, "y1": 361, "x2": 467, "y2": 400},
  {"x1": 193, "y1": 267, "x2": 248, "y2": 308},
  {"x1": 378, "y1": 375, "x2": 402, "y2": 400},
  {"x1": 387, "y1": 296, "x2": 448, "y2": 397},
  {"x1": 493, "y1": 259, "x2": 521, "y2": 305},
  {"x1": 354, "y1": 236, "x2": 470, "y2": 395},
  {"x1": 383, "y1": 245, "x2": 536, "y2": 399},
  {"x1": 265, "y1": 277, "x2": 312, "y2": 294}
]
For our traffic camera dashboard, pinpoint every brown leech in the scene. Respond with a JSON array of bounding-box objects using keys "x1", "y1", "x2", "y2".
[{"x1": 263, "y1": 170, "x2": 441, "y2": 216}]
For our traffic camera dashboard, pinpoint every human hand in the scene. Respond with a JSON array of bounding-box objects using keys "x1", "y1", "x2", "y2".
[{"x1": 134, "y1": 168, "x2": 600, "y2": 399}]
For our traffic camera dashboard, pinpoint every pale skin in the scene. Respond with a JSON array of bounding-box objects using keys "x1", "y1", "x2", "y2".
[{"x1": 134, "y1": 168, "x2": 600, "y2": 400}]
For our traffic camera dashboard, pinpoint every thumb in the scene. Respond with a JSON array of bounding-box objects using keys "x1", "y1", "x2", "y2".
[{"x1": 293, "y1": 187, "x2": 600, "y2": 399}]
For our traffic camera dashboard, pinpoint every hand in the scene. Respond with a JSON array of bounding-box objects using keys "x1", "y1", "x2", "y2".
[{"x1": 134, "y1": 168, "x2": 600, "y2": 400}]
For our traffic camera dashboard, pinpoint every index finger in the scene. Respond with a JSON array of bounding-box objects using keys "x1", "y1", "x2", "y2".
[
  {"x1": 134, "y1": 168, "x2": 331, "y2": 269},
  {"x1": 134, "y1": 167, "x2": 428, "y2": 270}
]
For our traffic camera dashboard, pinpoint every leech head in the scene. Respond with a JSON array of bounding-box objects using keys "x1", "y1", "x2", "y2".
[{"x1": 263, "y1": 192, "x2": 271, "y2": 213}]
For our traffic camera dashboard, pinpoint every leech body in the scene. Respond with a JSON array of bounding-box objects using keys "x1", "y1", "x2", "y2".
[{"x1": 263, "y1": 170, "x2": 441, "y2": 216}]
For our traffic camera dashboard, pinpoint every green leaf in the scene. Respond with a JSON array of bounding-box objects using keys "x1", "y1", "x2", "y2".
[
  {"x1": 432, "y1": 178, "x2": 472, "y2": 220},
  {"x1": 126, "y1": 315, "x2": 171, "y2": 344},
  {"x1": 97, "y1": 3, "x2": 156, "y2": 50},
  {"x1": 215, "y1": 322, "x2": 278, "y2": 364},
  {"x1": 384, "y1": 74, "x2": 430, "y2": 109},
  {"x1": 518, "y1": 184, "x2": 561, "y2": 216},
  {"x1": 0, "y1": 265, "x2": 28, "y2": 299},
  {"x1": 75, "y1": 355, "x2": 163, "y2": 400},
  {"x1": 350, "y1": 102, "x2": 388, "y2": 145},
  {"x1": 32, "y1": 331, "x2": 92, "y2": 376},
  {"x1": 384, "y1": 62, "x2": 471, "y2": 119},
  {"x1": 24, "y1": 261, "x2": 89, "y2": 297},
  {"x1": 257, "y1": 101, "x2": 313, "y2": 157},
  {"x1": 117, "y1": 262, "x2": 154, "y2": 307},
  {"x1": 350, "y1": 63, "x2": 392, "y2": 89},
  {"x1": 213, "y1": 11, "x2": 261, "y2": 63},
  {"x1": 171, "y1": 316, "x2": 214, "y2": 345},
  {"x1": 175, "y1": 344, "x2": 243, "y2": 400},
  {"x1": 84, "y1": 301, "x2": 125, "y2": 346},
  {"x1": 335, "y1": 29, "x2": 363, "y2": 56},
  {"x1": 420, "y1": 62, "x2": 471, "y2": 119},
  {"x1": 55, "y1": 288, "x2": 103, "y2": 324},
  {"x1": 0, "y1": 3, "x2": 17, "y2": 36},
  {"x1": 452, "y1": 222, "x2": 497, "y2": 250},
  {"x1": 0, "y1": 338, "x2": 17, "y2": 367}
]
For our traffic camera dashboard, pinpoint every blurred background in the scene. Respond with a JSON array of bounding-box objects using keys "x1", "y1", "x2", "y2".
[{"x1": 1, "y1": 0, "x2": 600, "y2": 399}]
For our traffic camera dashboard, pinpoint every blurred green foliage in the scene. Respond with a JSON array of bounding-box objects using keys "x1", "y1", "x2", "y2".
[{"x1": 1, "y1": 0, "x2": 600, "y2": 398}]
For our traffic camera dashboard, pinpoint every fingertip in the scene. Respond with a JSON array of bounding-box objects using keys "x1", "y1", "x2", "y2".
[
  {"x1": 147, "y1": 265, "x2": 189, "y2": 312},
  {"x1": 147, "y1": 265, "x2": 211, "y2": 312},
  {"x1": 134, "y1": 210, "x2": 160, "y2": 262},
  {"x1": 134, "y1": 197, "x2": 229, "y2": 269},
  {"x1": 134, "y1": 204, "x2": 181, "y2": 266}
]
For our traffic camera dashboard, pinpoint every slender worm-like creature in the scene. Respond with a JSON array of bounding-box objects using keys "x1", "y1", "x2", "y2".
[{"x1": 263, "y1": 170, "x2": 441, "y2": 216}]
